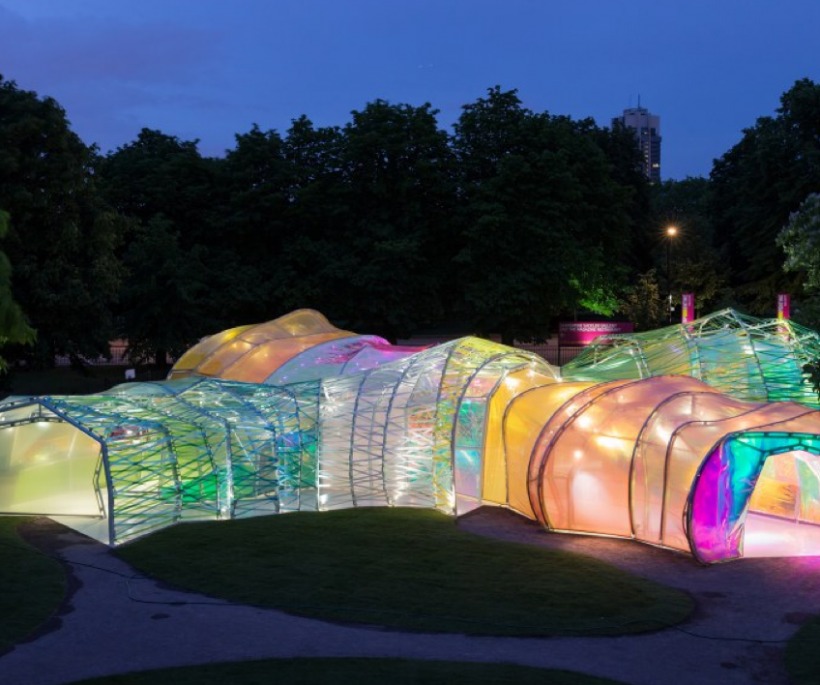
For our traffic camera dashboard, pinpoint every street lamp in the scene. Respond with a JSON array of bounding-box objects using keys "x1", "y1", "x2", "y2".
[{"x1": 666, "y1": 226, "x2": 677, "y2": 323}]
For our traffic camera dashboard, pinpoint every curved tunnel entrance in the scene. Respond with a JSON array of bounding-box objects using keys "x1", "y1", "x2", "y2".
[
  {"x1": 690, "y1": 432, "x2": 820, "y2": 562},
  {"x1": 0, "y1": 401, "x2": 109, "y2": 542},
  {"x1": 743, "y1": 450, "x2": 820, "y2": 557}
]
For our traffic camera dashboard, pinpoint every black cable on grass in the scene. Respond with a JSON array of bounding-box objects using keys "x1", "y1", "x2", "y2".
[{"x1": 4, "y1": 537, "x2": 817, "y2": 644}]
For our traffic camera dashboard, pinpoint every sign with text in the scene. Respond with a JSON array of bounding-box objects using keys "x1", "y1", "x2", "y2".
[
  {"x1": 682, "y1": 293, "x2": 695, "y2": 324},
  {"x1": 777, "y1": 293, "x2": 790, "y2": 320},
  {"x1": 558, "y1": 321, "x2": 634, "y2": 346}
]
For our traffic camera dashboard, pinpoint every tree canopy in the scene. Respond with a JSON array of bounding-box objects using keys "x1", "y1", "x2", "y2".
[
  {"x1": 96, "y1": 128, "x2": 223, "y2": 364},
  {"x1": 650, "y1": 177, "x2": 728, "y2": 314},
  {"x1": 4, "y1": 73, "x2": 820, "y2": 366},
  {"x1": 711, "y1": 78, "x2": 820, "y2": 313},
  {"x1": 453, "y1": 87, "x2": 636, "y2": 343},
  {"x1": 0, "y1": 76, "x2": 124, "y2": 365},
  {"x1": 0, "y1": 208, "x2": 35, "y2": 368}
]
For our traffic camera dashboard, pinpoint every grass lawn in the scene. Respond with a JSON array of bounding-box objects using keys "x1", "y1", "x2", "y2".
[
  {"x1": 117, "y1": 507, "x2": 693, "y2": 636},
  {"x1": 0, "y1": 517, "x2": 66, "y2": 652},
  {"x1": 64, "y1": 657, "x2": 629, "y2": 685},
  {"x1": 786, "y1": 615, "x2": 820, "y2": 684}
]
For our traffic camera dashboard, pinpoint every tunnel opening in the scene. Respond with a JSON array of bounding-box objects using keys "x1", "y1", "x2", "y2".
[
  {"x1": 0, "y1": 401, "x2": 110, "y2": 543},
  {"x1": 743, "y1": 450, "x2": 820, "y2": 557}
]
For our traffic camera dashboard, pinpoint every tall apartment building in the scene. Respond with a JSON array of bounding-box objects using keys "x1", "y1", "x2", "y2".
[{"x1": 614, "y1": 105, "x2": 661, "y2": 182}]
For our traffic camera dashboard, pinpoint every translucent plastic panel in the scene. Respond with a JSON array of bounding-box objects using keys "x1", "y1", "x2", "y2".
[
  {"x1": 230, "y1": 424, "x2": 280, "y2": 517},
  {"x1": 632, "y1": 389, "x2": 743, "y2": 544},
  {"x1": 454, "y1": 399, "x2": 485, "y2": 499},
  {"x1": 171, "y1": 325, "x2": 253, "y2": 374},
  {"x1": 689, "y1": 443, "x2": 739, "y2": 560},
  {"x1": 691, "y1": 441, "x2": 820, "y2": 562},
  {"x1": 539, "y1": 378, "x2": 693, "y2": 537},
  {"x1": 743, "y1": 511, "x2": 820, "y2": 558},
  {"x1": 672, "y1": 404, "x2": 819, "y2": 555},
  {"x1": 380, "y1": 350, "x2": 444, "y2": 509},
  {"x1": 528, "y1": 380, "x2": 632, "y2": 527},
  {"x1": 748, "y1": 453, "x2": 799, "y2": 520},
  {"x1": 317, "y1": 374, "x2": 367, "y2": 510},
  {"x1": 234, "y1": 321, "x2": 286, "y2": 345},
  {"x1": 197, "y1": 339, "x2": 254, "y2": 376},
  {"x1": 342, "y1": 345, "x2": 420, "y2": 375},
  {"x1": 0, "y1": 422, "x2": 103, "y2": 516},
  {"x1": 640, "y1": 337, "x2": 699, "y2": 377},
  {"x1": 797, "y1": 455, "x2": 820, "y2": 522},
  {"x1": 698, "y1": 333, "x2": 768, "y2": 403},
  {"x1": 559, "y1": 341, "x2": 644, "y2": 382},
  {"x1": 168, "y1": 310, "x2": 354, "y2": 381},
  {"x1": 453, "y1": 360, "x2": 530, "y2": 513},
  {"x1": 348, "y1": 367, "x2": 403, "y2": 508},
  {"x1": 561, "y1": 308, "x2": 820, "y2": 408},
  {"x1": 275, "y1": 309, "x2": 344, "y2": 337},
  {"x1": 266, "y1": 335, "x2": 394, "y2": 385},
  {"x1": 235, "y1": 312, "x2": 347, "y2": 346},
  {"x1": 743, "y1": 451, "x2": 820, "y2": 558},
  {"x1": 504, "y1": 382, "x2": 593, "y2": 519},
  {"x1": 745, "y1": 448, "x2": 820, "y2": 526},
  {"x1": 482, "y1": 368, "x2": 558, "y2": 506},
  {"x1": 226, "y1": 333, "x2": 349, "y2": 383}
]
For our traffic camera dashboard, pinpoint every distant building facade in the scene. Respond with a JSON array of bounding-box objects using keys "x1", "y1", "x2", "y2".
[{"x1": 614, "y1": 105, "x2": 662, "y2": 182}]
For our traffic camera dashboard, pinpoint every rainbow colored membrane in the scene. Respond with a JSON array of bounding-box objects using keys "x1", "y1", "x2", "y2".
[{"x1": 2, "y1": 309, "x2": 820, "y2": 563}]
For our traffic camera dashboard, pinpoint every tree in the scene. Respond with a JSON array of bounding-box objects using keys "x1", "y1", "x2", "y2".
[
  {"x1": 0, "y1": 208, "x2": 35, "y2": 368},
  {"x1": 277, "y1": 103, "x2": 457, "y2": 341},
  {"x1": 98, "y1": 128, "x2": 218, "y2": 237},
  {"x1": 97, "y1": 129, "x2": 225, "y2": 355},
  {"x1": 337, "y1": 100, "x2": 456, "y2": 339},
  {"x1": 778, "y1": 193, "x2": 820, "y2": 289},
  {"x1": 651, "y1": 178, "x2": 728, "y2": 314},
  {"x1": 711, "y1": 79, "x2": 820, "y2": 313},
  {"x1": 592, "y1": 121, "x2": 653, "y2": 274},
  {"x1": 777, "y1": 193, "x2": 820, "y2": 330},
  {"x1": 453, "y1": 87, "x2": 634, "y2": 344},
  {"x1": 276, "y1": 116, "x2": 348, "y2": 315},
  {"x1": 119, "y1": 216, "x2": 210, "y2": 369},
  {"x1": 215, "y1": 124, "x2": 294, "y2": 323},
  {"x1": 0, "y1": 76, "x2": 124, "y2": 365},
  {"x1": 620, "y1": 269, "x2": 663, "y2": 331}
]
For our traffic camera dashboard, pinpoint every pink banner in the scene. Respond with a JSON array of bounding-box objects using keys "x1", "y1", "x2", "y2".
[
  {"x1": 559, "y1": 321, "x2": 634, "y2": 346},
  {"x1": 777, "y1": 293, "x2": 790, "y2": 320},
  {"x1": 682, "y1": 293, "x2": 695, "y2": 324}
]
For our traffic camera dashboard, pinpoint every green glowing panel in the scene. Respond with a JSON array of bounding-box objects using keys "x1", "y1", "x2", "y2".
[{"x1": 563, "y1": 309, "x2": 820, "y2": 407}]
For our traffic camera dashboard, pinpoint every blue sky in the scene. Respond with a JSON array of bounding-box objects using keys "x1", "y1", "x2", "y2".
[{"x1": 1, "y1": 0, "x2": 818, "y2": 179}]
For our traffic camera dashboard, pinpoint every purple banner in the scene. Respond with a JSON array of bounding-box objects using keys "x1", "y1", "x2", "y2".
[
  {"x1": 682, "y1": 293, "x2": 695, "y2": 324},
  {"x1": 558, "y1": 321, "x2": 634, "y2": 346},
  {"x1": 777, "y1": 293, "x2": 790, "y2": 320}
]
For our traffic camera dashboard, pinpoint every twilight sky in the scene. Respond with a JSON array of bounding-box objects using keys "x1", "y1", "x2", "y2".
[{"x1": 1, "y1": 0, "x2": 818, "y2": 180}]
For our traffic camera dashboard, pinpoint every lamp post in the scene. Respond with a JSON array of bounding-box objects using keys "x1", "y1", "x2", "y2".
[{"x1": 666, "y1": 226, "x2": 677, "y2": 323}]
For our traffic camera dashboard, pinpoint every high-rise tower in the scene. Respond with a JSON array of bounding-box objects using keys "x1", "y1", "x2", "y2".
[{"x1": 614, "y1": 104, "x2": 661, "y2": 182}]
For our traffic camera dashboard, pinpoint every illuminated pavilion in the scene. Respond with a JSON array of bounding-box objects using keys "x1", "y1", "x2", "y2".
[{"x1": 2, "y1": 309, "x2": 820, "y2": 563}]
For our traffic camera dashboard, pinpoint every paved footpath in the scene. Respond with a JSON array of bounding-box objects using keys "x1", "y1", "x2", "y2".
[{"x1": 1, "y1": 510, "x2": 819, "y2": 685}]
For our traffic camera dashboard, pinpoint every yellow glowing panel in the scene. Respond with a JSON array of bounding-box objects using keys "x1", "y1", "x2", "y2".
[
  {"x1": 197, "y1": 339, "x2": 255, "y2": 376},
  {"x1": 0, "y1": 423, "x2": 102, "y2": 516},
  {"x1": 503, "y1": 382, "x2": 594, "y2": 518},
  {"x1": 173, "y1": 325, "x2": 254, "y2": 372},
  {"x1": 276, "y1": 309, "x2": 344, "y2": 337},
  {"x1": 482, "y1": 368, "x2": 557, "y2": 506},
  {"x1": 225, "y1": 332, "x2": 350, "y2": 383}
]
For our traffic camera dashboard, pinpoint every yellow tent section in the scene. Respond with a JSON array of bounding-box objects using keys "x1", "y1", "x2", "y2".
[
  {"x1": 495, "y1": 381, "x2": 595, "y2": 519},
  {"x1": 169, "y1": 309, "x2": 354, "y2": 383}
]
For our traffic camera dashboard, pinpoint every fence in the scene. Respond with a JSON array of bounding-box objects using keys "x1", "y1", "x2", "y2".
[
  {"x1": 512, "y1": 341, "x2": 584, "y2": 366},
  {"x1": 53, "y1": 338, "x2": 583, "y2": 370}
]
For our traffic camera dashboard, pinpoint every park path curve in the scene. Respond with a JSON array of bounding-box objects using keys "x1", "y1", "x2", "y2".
[{"x1": 1, "y1": 508, "x2": 818, "y2": 685}]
